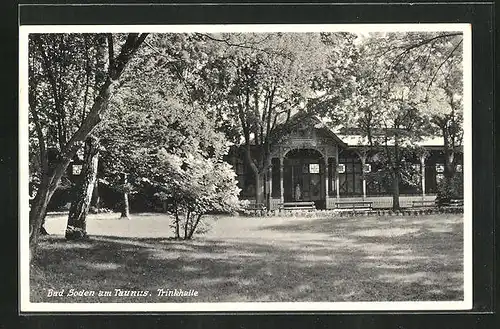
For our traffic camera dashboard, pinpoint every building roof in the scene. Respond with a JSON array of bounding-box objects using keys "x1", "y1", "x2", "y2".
[
  {"x1": 300, "y1": 112, "x2": 447, "y2": 148},
  {"x1": 234, "y1": 111, "x2": 450, "y2": 150},
  {"x1": 336, "y1": 134, "x2": 445, "y2": 147}
]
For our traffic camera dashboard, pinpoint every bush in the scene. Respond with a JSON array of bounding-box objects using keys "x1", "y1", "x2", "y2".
[
  {"x1": 436, "y1": 173, "x2": 463, "y2": 205},
  {"x1": 151, "y1": 151, "x2": 241, "y2": 240}
]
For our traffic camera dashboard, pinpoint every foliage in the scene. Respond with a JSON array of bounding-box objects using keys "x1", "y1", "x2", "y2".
[
  {"x1": 28, "y1": 32, "x2": 148, "y2": 254},
  {"x1": 323, "y1": 32, "x2": 463, "y2": 208},
  {"x1": 151, "y1": 151, "x2": 241, "y2": 239},
  {"x1": 95, "y1": 36, "x2": 241, "y2": 238},
  {"x1": 436, "y1": 173, "x2": 464, "y2": 205},
  {"x1": 98, "y1": 34, "x2": 226, "y2": 191},
  {"x1": 188, "y1": 33, "x2": 340, "y2": 204}
]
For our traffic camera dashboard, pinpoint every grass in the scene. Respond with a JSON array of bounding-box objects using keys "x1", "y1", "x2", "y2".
[{"x1": 30, "y1": 212, "x2": 464, "y2": 303}]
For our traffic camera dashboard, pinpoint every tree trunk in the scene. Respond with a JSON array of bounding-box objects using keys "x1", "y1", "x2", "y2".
[
  {"x1": 91, "y1": 182, "x2": 100, "y2": 211},
  {"x1": 392, "y1": 170, "x2": 401, "y2": 211},
  {"x1": 444, "y1": 150, "x2": 455, "y2": 180},
  {"x1": 65, "y1": 136, "x2": 99, "y2": 240},
  {"x1": 187, "y1": 214, "x2": 203, "y2": 240},
  {"x1": 29, "y1": 179, "x2": 53, "y2": 258},
  {"x1": 184, "y1": 211, "x2": 190, "y2": 240},
  {"x1": 254, "y1": 171, "x2": 263, "y2": 205},
  {"x1": 265, "y1": 160, "x2": 272, "y2": 211},
  {"x1": 39, "y1": 215, "x2": 49, "y2": 235},
  {"x1": 28, "y1": 33, "x2": 148, "y2": 259},
  {"x1": 174, "y1": 208, "x2": 180, "y2": 239},
  {"x1": 120, "y1": 172, "x2": 130, "y2": 219}
]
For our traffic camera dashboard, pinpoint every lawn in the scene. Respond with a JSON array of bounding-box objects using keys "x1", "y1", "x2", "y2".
[{"x1": 30, "y1": 212, "x2": 464, "y2": 303}]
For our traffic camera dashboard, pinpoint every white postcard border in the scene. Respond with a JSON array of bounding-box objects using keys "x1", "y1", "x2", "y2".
[{"x1": 19, "y1": 23, "x2": 473, "y2": 312}]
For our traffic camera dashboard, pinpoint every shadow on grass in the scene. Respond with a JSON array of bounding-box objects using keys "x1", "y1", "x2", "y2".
[{"x1": 31, "y1": 214, "x2": 464, "y2": 303}]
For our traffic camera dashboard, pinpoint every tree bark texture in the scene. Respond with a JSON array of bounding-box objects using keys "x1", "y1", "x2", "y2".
[
  {"x1": 254, "y1": 171, "x2": 263, "y2": 205},
  {"x1": 65, "y1": 136, "x2": 99, "y2": 240},
  {"x1": 91, "y1": 182, "x2": 100, "y2": 211},
  {"x1": 120, "y1": 172, "x2": 130, "y2": 219},
  {"x1": 174, "y1": 209, "x2": 180, "y2": 239},
  {"x1": 392, "y1": 170, "x2": 401, "y2": 211}
]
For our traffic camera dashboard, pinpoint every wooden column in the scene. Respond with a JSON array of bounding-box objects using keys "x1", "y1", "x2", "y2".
[
  {"x1": 267, "y1": 165, "x2": 273, "y2": 210},
  {"x1": 335, "y1": 147, "x2": 340, "y2": 199},
  {"x1": 360, "y1": 156, "x2": 367, "y2": 200},
  {"x1": 279, "y1": 157, "x2": 284, "y2": 204},
  {"x1": 336, "y1": 169, "x2": 340, "y2": 199},
  {"x1": 324, "y1": 157, "x2": 329, "y2": 208},
  {"x1": 420, "y1": 155, "x2": 426, "y2": 198}
]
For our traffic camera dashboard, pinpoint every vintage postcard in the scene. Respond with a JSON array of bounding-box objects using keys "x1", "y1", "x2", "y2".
[{"x1": 20, "y1": 23, "x2": 472, "y2": 312}]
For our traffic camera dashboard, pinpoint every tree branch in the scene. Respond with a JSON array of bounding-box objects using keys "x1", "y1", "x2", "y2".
[
  {"x1": 426, "y1": 39, "x2": 463, "y2": 93},
  {"x1": 28, "y1": 65, "x2": 49, "y2": 177},
  {"x1": 107, "y1": 34, "x2": 114, "y2": 70}
]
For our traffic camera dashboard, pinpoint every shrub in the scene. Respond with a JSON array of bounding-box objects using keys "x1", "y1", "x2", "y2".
[
  {"x1": 436, "y1": 173, "x2": 464, "y2": 205},
  {"x1": 152, "y1": 151, "x2": 241, "y2": 240}
]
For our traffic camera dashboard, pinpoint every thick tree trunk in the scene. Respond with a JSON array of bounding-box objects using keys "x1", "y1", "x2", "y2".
[
  {"x1": 29, "y1": 180, "x2": 53, "y2": 258},
  {"x1": 28, "y1": 33, "x2": 148, "y2": 260},
  {"x1": 91, "y1": 182, "x2": 100, "y2": 211},
  {"x1": 39, "y1": 221, "x2": 49, "y2": 235},
  {"x1": 120, "y1": 172, "x2": 130, "y2": 219},
  {"x1": 254, "y1": 171, "x2": 263, "y2": 205},
  {"x1": 244, "y1": 145, "x2": 265, "y2": 205},
  {"x1": 121, "y1": 192, "x2": 130, "y2": 218},
  {"x1": 265, "y1": 160, "x2": 272, "y2": 211},
  {"x1": 392, "y1": 170, "x2": 401, "y2": 211},
  {"x1": 444, "y1": 150, "x2": 455, "y2": 180},
  {"x1": 65, "y1": 136, "x2": 99, "y2": 240}
]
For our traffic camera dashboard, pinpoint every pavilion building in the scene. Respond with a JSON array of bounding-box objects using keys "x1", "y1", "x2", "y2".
[{"x1": 228, "y1": 115, "x2": 463, "y2": 210}]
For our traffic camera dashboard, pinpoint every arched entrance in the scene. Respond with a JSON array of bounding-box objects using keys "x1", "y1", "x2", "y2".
[{"x1": 283, "y1": 148, "x2": 326, "y2": 209}]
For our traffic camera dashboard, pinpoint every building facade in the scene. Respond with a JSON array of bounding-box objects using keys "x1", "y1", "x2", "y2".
[{"x1": 229, "y1": 115, "x2": 463, "y2": 210}]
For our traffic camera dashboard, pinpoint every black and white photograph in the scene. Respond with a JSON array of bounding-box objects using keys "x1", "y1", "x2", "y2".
[{"x1": 20, "y1": 23, "x2": 472, "y2": 312}]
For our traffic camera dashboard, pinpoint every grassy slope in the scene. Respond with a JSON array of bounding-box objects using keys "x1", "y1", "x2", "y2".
[{"x1": 30, "y1": 213, "x2": 464, "y2": 303}]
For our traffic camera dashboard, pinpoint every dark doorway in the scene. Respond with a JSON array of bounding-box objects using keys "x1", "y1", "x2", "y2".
[{"x1": 283, "y1": 149, "x2": 325, "y2": 208}]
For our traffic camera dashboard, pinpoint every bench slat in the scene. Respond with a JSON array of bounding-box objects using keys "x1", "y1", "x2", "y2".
[
  {"x1": 412, "y1": 200, "x2": 435, "y2": 208},
  {"x1": 279, "y1": 201, "x2": 316, "y2": 211},
  {"x1": 334, "y1": 201, "x2": 373, "y2": 210}
]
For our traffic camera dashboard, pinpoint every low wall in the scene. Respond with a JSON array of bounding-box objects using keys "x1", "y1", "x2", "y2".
[
  {"x1": 327, "y1": 195, "x2": 437, "y2": 209},
  {"x1": 243, "y1": 195, "x2": 437, "y2": 210}
]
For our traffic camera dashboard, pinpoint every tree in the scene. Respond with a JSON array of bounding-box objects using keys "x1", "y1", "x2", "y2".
[
  {"x1": 414, "y1": 42, "x2": 464, "y2": 201},
  {"x1": 325, "y1": 32, "x2": 462, "y2": 210},
  {"x1": 350, "y1": 82, "x2": 429, "y2": 210},
  {"x1": 193, "y1": 33, "x2": 333, "y2": 208},
  {"x1": 65, "y1": 135, "x2": 99, "y2": 239},
  {"x1": 28, "y1": 33, "x2": 148, "y2": 257},
  {"x1": 97, "y1": 49, "x2": 240, "y2": 238},
  {"x1": 373, "y1": 31, "x2": 464, "y2": 203},
  {"x1": 28, "y1": 34, "x2": 98, "y2": 235}
]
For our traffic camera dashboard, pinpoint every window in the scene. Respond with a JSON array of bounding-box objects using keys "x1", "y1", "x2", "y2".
[
  {"x1": 328, "y1": 158, "x2": 336, "y2": 196},
  {"x1": 338, "y1": 155, "x2": 363, "y2": 196},
  {"x1": 365, "y1": 162, "x2": 389, "y2": 196}
]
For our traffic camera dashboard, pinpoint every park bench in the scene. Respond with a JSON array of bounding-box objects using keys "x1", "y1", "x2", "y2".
[
  {"x1": 279, "y1": 201, "x2": 316, "y2": 212},
  {"x1": 244, "y1": 202, "x2": 266, "y2": 215},
  {"x1": 412, "y1": 200, "x2": 436, "y2": 208},
  {"x1": 334, "y1": 201, "x2": 373, "y2": 211},
  {"x1": 449, "y1": 199, "x2": 464, "y2": 207}
]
